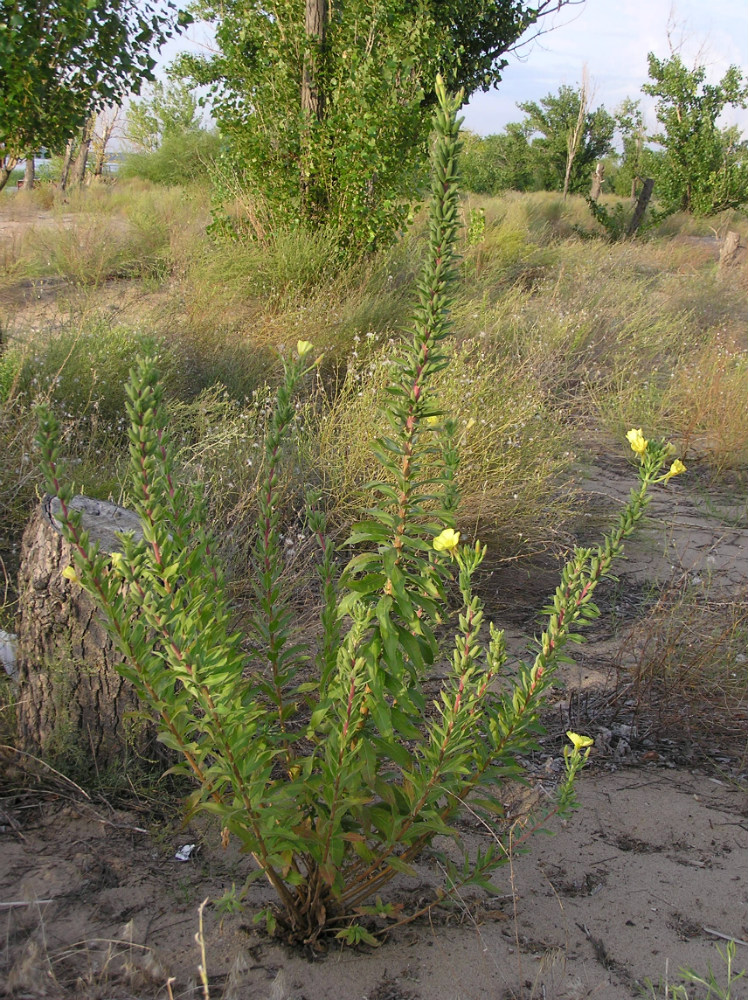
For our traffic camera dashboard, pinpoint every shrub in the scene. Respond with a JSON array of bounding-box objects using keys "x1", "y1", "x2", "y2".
[{"x1": 119, "y1": 129, "x2": 222, "y2": 187}]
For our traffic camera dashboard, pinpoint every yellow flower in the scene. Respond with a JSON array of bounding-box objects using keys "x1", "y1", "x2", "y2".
[
  {"x1": 424, "y1": 415, "x2": 440, "y2": 427},
  {"x1": 566, "y1": 731, "x2": 594, "y2": 751},
  {"x1": 626, "y1": 428, "x2": 648, "y2": 457},
  {"x1": 664, "y1": 458, "x2": 686, "y2": 481},
  {"x1": 433, "y1": 528, "x2": 460, "y2": 554},
  {"x1": 296, "y1": 340, "x2": 313, "y2": 358},
  {"x1": 61, "y1": 565, "x2": 79, "y2": 584}
]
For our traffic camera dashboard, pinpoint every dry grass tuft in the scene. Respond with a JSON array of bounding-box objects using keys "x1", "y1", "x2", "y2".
[{"x1": 627, "y1": 578, "x2": 748, "y2": 766}]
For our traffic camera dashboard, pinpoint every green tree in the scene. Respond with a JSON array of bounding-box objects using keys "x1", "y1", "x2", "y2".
[
  {"x1": 180, "y1": 0, "x2": 576, "y2": 250},
  {"x1": 122, "y1": 79, "x2": 221, "y2": 186},
  {"x1": 460, "y1": 124, "x2": 536, "y2": 194},
  {"x1": 610, "y1": 97, "x2": 665, "y2": 199},
  {"x1": 642, "y1": 53, "x2": 748, "y2": 215},
  {"x1": 125, "y1": 80, "x2": 204, "y2": 153},
  {"x1": 120, "y1": 129, "x2": 222, "y2": 185},
  {"x1": 0, "y1": 0, "x2": 189, "y2": 190},
  {"x1": 614, "y1": 98, "x2": 645, "y2": 198},
  {"x1": 517, "y1": 84, "x2": 616, "y2": 194}
]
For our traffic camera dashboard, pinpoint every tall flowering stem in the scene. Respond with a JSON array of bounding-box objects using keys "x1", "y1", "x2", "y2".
[
  {"x1": 34, "y1": 70, "x2": 688, "y2": 948},
  {"x1": 340, "y1": 76, "x2": 465, "y2": 709}
]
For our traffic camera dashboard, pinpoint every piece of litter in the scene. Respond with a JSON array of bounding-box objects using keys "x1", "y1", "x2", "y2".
[
  {"x1": 0, "y1": 630, "x2": 17, "y2": 679},
  {"x1": 175, "y1": 844, "x2": 196, "y2": 862}
]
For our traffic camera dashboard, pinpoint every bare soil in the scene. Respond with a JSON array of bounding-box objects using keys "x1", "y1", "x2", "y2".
[{"x1": 1, "y1": 766, "x2": 746, "y2": 1000}]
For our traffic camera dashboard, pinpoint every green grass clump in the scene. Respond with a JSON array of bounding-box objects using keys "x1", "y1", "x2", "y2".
[{"x1": 12, "y1": 320, "x2": 163, "y2": 425}]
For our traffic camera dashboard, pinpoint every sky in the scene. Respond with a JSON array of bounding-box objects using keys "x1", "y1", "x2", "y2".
[
  {"x1": 159, "y1": 0, "x2": 748, "y2": 137},
  {"x1": 460, "y1": 0, "x2": 748, "y2": 136}
]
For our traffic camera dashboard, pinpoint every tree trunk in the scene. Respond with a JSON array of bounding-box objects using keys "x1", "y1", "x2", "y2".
[
  {"x1": 627, "y1": 177, "x2": 654, "y2": 237},
  {"x1": 70, "y1": 138, "x2": 91, "y2": 187},
  {"x1": 15, "y1": 496, "x2": 161, "y2": 773},
  {"x1": 70, "y1": 118, "x2": 94, "y2": 188},
  {"x1": 0, "y1": 156, "x2": 19, "y2": 192},
  {"x1": 589, "y1": 162, "x2": 604, "y2": 201},
  {"x1": 300, "y1": 0, "x2": 328, "y2": 220},
  {"x1": 718, "y1": 231, "x2": 744, "y2": 281},
  {"x1": 59, "y1": 137, "x2": 75, "y2": 191},
  {"x1": 563, "y1": 69, "x2": 588, "y2": 200},
  {"x1": 92, "y1": 106, "x2": 121, "y2": 176},
  {"x1": 301, "y1": 0, "x2": 328, "y2": 121},
  {"x1": 23, "y1": 154, "x2": 35, "y2": 190}
]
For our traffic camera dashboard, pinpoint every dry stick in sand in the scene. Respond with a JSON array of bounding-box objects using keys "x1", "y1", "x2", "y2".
[
  {"x1": 196, "y1": 898, "x2": 211, "y2": 1000},
  {"x1": 702, "y1": 927, "x2": 748, "y2": 948}
]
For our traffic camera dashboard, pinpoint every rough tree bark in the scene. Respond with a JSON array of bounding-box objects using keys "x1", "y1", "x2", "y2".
[
  {"x1": 300, "y1": 0, "x2": 328, "y2": 219},
  {"x1": 301, "y1": 0, "x2": 328, "y2": 121},
  {"x1": 718, "y1": 231, "x2": 741, "y2": 269},
  {"x1": 15, "y1": 496, "x2": 161, "y2": 772}
]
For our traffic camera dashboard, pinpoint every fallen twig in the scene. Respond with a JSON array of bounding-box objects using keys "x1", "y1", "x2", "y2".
[
  {"x1": 0, "y1": 899, "x2": 54, "y2": 909},
  {"x1": 702, "y1": 927, "x2": 748, "y2": 948}
]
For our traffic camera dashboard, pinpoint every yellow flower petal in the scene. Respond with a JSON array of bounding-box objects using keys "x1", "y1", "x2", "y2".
[
  {"x1": 297, "y1": 340, "x2": 313, "y2": 358},
  {"x1": 433, "y1": 528, "x2": 460, "y2": 553},
  {"x1": 665, "y1": 459, "x2": 686, "y2": 480},
  {"x1": 626, "y1": 428, "x2": 648, "y2": 456},
  {"x1": 566, "y1": 731, "x2": 594, "y2": 751},
  {"x1": 61, "y1": 565, "x2": 79, "y2": 584}
]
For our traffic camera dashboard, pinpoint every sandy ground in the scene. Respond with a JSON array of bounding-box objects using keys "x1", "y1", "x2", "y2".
[
  {"x1": 0, "y1": 766, "x2": 746, "y2": 1000},
  {"x1": 1, "y1": 455, "x2": 747, "y2": 1000}
]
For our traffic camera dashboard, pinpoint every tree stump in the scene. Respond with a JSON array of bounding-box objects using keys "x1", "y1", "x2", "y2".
[
  {"x1": 15, "y1": 496, "x2": 160, "y2": 773},
  {"x1": 718, "y1": 231, "x2": 745, "y2": 281}
]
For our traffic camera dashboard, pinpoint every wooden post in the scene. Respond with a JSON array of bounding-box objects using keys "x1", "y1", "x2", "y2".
[
  {"x1": 627, "y1": 177, "x2": 654, "y2": 237},
  {"x1": 15, "y1": 496, "x2": 161, "y2": 772}
]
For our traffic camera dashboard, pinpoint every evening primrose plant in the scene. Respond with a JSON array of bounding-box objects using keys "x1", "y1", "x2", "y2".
[{"x1": 36, "y1": 80, "x2": 685, "y2": 948}]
